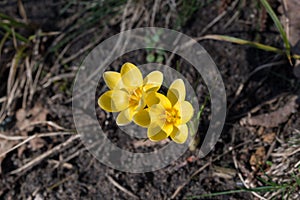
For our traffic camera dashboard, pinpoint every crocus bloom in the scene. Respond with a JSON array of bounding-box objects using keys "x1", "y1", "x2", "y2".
[
  {"x1": 98, "y1": 62, "x2": 163, "y2": 126},
  {"x1": 134, "y1": 79, "x2": 194, "y2": 143}
]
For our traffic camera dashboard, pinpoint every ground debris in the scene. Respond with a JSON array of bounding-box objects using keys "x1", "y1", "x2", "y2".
[
  {"x1": 249, "y1": 146, "x2": 266, "y2": 168},
  {"x1": 0, "y1": 132, "x2": 18, "y2": 174},
  {"x1": 240, "y1": 95, "x2": 299, "y2": 128},
  {"x1": 16, "y1": 103, "x2": 49, "y2": 133}
]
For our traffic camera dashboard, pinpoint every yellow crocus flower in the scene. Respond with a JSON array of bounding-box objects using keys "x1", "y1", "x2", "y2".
[
  {"x1": 98, "y1": 62, "x2": 163, "y2": 126},
  {"x1": 134, "y1": 79, "x2": 194, "y2": 144}
]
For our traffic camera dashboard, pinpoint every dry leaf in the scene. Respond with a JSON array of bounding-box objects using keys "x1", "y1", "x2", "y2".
[
  {"x1": 279, "y1": 0, "x2": 300, "y2": 46},
  {"x1": 15, "y1": 103, "x2": 49, "y2": 133},
  {"x1": 250, "y1": 146, "x2": 266, "y2": 168},
  {"x1": 240, "y1": 95, "x2": 298, "y2": 128},
  {"x1": 279, "y1": 0, "x2": 300, "y2": 77},
  {"x1": 262, "y1": 132, "x2": 276, "y2": 144}
]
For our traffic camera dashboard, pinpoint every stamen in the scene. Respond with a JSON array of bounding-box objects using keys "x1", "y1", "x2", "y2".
[{"x1": 129, "y1": 87, "x2": 143, "y2": 106}]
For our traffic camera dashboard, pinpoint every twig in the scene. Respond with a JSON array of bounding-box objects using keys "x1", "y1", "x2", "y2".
[
  {"x1": 42, "y1": 73, "x2": 75, "y2": 88},
  {"x1": 0, "y1": 135, "x2": 36, "y2": 158},
  {"x1": 0, "y1": 96, "x2": 7, "y2": 104},
  {"x1": 47, "y1": 159, "x2": 73, "y2": 170},
  {"x1": 232, "y1": 149, "x2": 267, "y2": 200},
  {"x1": 170, "y1": 141, "x2": 251, "y2": 199},
  {"x1": 171, "y1": 162, "x2": 210, "y2": 199},
  {"x1": 228, "y1": 60, "x2": 285, "y2": 111},
  {"x1": 9, "y1": 135, "x2": 80, "y2": 175},
  {"x1": 17, "y1": 0, "x2": 28, "y2": 22},
  {"x1": 0, "y1": 131, "x2": 75, "y2": 141},
  {"x1": 52, "y1": 27, "x2": 96, "y2": 69},
  {"x1": 60, "y1": 34, "x2": 105, "y2": 65},
  {"x1": 224, "y1": 11, "x2": 240, "y2": 29},
  {"x1": 231, "y1": 129, "x2": 267, "y2": 200},
  {"x1": 47, "y1": 174, "x2": 76, "y2": 191},
  {"x1": 0, "y1": 131, "x2": 75, "y2": 158},
  {"x1": 281, "y1": 0, "x2": 289, "y2": 43},
  {"x1": 106, "y1": 174, "x2": 139, "y2": 199},
  {"x1": 150, "y1": 0, "x2": 160, "y2": 27},
  {"x1": 69, "y1": 1, "x2": 132, "y2": 103},
  {"x1": 272, "y1": 146, "x2": 300, "y2": 157},
  {"x1": 199, "y1": 0, "x2": 240, "y2": 36},
  {"x1": 20, "y1": 121, "x2": 68, "y2": 131}
]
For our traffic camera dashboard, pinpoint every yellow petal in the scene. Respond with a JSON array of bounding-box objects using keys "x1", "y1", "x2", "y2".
[
  {"x1": 133, "y1": 109, "x2": 150, "y2": 127},
  {"x1": 116, "y1": 108, "x2": 133, "y2": 126},
  {"x1": 170, "y1": 124, "x2": 188, "y2": 144},
  {"x1": 145, "y1": 92, "x2": 172, "y2": 109},
  {"x1": 120, "y1": 62, "x2": 143, "y2": 88},
  {"x1": 167, "y1": 79, "x2": 186, "y2": 106},
  {"x1": 98, "y1": 90, "x2": 129, "y2": 112},
  {"x1": 143, "y1": 71, "x2": 163, "y2": 92},
  {"x1": 147, "y1": 123, "x2": 169, "y2": 142},
  {"x1": 149, "y1": 104, "x2": 166, "y2": 125},
  {"x1": 103, "y1": 71, "x2": 123, "y2": 89},
  {"x1": 175, "y1": 101, "x2": 194, "y2": 124},
  {"x1": 132, "y1": 94, "x2": 146, "y2": 112},
  {"x1": 162, "y1": 122, "x2": 173, "y2": 135}
]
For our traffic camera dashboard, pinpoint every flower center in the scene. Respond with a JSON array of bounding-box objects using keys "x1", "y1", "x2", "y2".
[
  {"x1": 165, "y1": 108, "x2": 181, "y2": 124},
  {"x1": 129, "y1": 87, "x2": 143, "y2": 106}
]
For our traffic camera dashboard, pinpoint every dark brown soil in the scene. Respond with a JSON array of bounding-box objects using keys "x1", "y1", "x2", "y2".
[{"x1": 0, "y1": 0, "x2": 299, "y2": 199}]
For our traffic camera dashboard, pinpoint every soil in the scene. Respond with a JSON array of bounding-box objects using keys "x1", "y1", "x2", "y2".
[{"x1": 0, "y1": 0, "x2": 299, "y2": 200}]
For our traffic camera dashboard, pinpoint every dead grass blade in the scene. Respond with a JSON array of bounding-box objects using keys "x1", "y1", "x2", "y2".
[
  {"x1": 196, "y1": 34, "x2": 285, "y2": 54},
  {"x1": 0, "y1": 31, "x2": 10, "y2": 56},
  {"x1": 259, "y1": 0, "x2": 291, "y2": 62},
  {"x1": 17, "y1": 0, "x2": 28, "y2": 22},
  {"x1": 171, "y1": 141, "x2": 252, "y2": 199},
  {"x1": 106, "y1": 174, "x2": 139, "y2": 199},
  {"x1": 9, "y1": 134, "x2": 80, "y2": 175},
  {"x1": 0, "y1": 131, "x2": 75, "y2": 158}
]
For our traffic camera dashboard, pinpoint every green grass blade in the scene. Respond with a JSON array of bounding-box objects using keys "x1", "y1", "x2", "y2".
[
  {"x1": 199, "y1": 34, "x2": 285, "y2": 54},
  {"x1": 259, "y1": 0, "x2": 291, "y2": 60},
  {"x1": 197, "y1": 95, "x2": 209, "y2": 120},
  {"x1": 0, "y1": 23, "x2": 29, "y2": 43},
  {"x1": 0, "y1": 12, "x2": 28, "y2": 28},
  {"x1": 187, "y1": 186, "x2": 280, "y2": 199},
  {"x1": 0, "y1": 31, "x2": 10, "y2": 55}
]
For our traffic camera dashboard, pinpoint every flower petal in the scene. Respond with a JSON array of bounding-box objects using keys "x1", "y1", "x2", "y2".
[
  {"x1": 149, "y1": 104, "x2": 166, "y2": 125},
  {"x1": 174, "y1": 101, "x2": 194, "y2": 124},
  {"x1": 103, "y1": 71, "x2": 123, "y2": 89},
  {"x1": 145, "y1": 92, "x2": 172, "y2": 109},
  {"x1": 143, "y1": 71, "x2": 163, "y2": 92},
  {"x1": 167, "y1": 79, "x2": 186, "y2": 106},
  {"x1": 170, "y1": 124, "x2": 188, "y2": 144},
  {"x1": 147, "y1": 123, "x2": 169, "y2": 142},
  {"x1": 98, "y1": 90, "x2": 129, "y2": 112},
  {"x1": 132, "y1": 94, "x2": 146, "y2": 112},
  {"x1": 162, "y1": 122, "x2": 173, "y2": 135},
  {"x1": 116, "y1": 108, "x2": 133, "y2": 126},
  {"x1": 133, "y1": 109, "x2": 150, "y2": 127},
  {"x1": 120, "y1": 62, "x2": 143, "y2": 88}
]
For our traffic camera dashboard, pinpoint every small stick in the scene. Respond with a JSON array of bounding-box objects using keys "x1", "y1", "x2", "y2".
[
  {"x1": 232, "y1": 149, "x2": 267, "y2": 200},
  {"x1": 19, "y1": 121, "x2": 68, "y2": 131},
  {"x1": 170, "y1": 141, "x2": 251, "y2": 199},
  {"x1": 106, "y1": 174, "x2": 139, "y2": 199},
  {"x1": 0, "y1": 135, "x2": 36, "y2": 158},
  {"x1": 0, "y1": 131, "x2": 74, "y2": 141},
  {"x1": 199, "y1": 0, "x2": 240, "y2": 36},
  {"x1": 9, "y1": 135, "x2": 80, "y2": 175}
]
